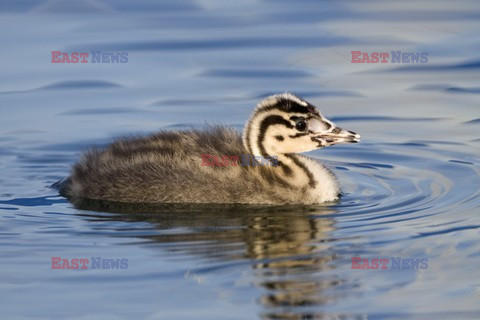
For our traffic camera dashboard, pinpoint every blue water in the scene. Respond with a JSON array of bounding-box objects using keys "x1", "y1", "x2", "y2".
[{"x1": 1, "y1": 1, "x2": 480, "y2": 319}]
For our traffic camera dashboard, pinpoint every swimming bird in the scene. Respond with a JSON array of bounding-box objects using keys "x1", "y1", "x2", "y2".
[{"x1": 60, "y1": 93, "x2": 360, "y2": 205}]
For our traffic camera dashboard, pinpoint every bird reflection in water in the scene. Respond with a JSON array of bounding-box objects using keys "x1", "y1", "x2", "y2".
[{"x1": 72, "y1": 198, "x2": 345, "y2": 319}]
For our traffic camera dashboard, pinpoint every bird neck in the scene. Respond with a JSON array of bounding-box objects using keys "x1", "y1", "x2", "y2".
[
  {"x1": 243, "y1": 133, "x2": 316, "y2": 190},
  {"x1": 242, "y1": 111, "x2": 316, "y2": 189},
  {"x1": 275, "y1": 153, "x2": 317, "y2": 189}
]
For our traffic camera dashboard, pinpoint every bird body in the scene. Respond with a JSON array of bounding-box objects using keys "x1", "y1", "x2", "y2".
[{"x1": 60, "y1": 93, "x2": 359, "y2": 205}]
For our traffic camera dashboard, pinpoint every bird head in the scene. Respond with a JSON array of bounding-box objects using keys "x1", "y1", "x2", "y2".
[{"x1": 243, "y1": 93, "x2": 360, "y2": 156}]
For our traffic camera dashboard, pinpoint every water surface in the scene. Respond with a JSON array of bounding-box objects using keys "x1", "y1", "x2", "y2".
[{"x1": 1, "y1": 1, "x2": 480, "y2": 319}]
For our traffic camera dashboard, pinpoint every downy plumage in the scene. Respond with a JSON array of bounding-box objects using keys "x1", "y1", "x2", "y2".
[{"x1": 60, "y1": 93, "x2": 360, "y2": 205}]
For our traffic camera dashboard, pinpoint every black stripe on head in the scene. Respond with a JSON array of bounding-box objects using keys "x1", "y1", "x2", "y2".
[
  {"x1": 288, "y1": 132, "x2": 309, "y2": 139},
  {"x1": 257, "y1": 115, "x2": 293, "y2": 158},
  {"x1": 290, "y1": 116, "x2": 304, "y2": 121},
  {"x1": 260, "y1": 97, "x2": 320, "y2": 116}
]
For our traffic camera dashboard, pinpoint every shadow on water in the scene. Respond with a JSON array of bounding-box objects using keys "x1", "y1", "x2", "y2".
[{"x1": 71, "y1": 198, "x2": 347, "y2": 319}]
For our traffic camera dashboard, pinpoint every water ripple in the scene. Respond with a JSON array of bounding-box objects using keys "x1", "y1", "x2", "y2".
[{"x1": 67, "y1": 36, "x2": 355, "y2": 52}]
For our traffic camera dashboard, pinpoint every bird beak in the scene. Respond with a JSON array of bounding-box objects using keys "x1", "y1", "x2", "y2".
[
  {"x1": 307, "y1": 118, "x2": 361, "y2": 146},
  {"x1": 322, "y1": 127, "x2": 361, "y2": 144}
]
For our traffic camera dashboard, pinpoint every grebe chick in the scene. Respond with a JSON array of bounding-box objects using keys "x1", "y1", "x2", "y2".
[{"x1": 60, "y1": 93, "x2": 360, "y2": 205}]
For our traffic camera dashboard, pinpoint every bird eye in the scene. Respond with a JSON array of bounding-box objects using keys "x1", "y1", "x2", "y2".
[{"x1": 295, "y1": 120, "x2": 307, "y2": 132}]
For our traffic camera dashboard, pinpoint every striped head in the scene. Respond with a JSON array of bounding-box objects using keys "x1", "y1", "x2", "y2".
[{"x1": 243, "y1": 93, "x2": 360, "y2": 157}]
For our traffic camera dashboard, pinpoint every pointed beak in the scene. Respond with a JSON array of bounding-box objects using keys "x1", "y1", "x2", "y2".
[
  {"x1": 307, "y1": 118, "x2": 360, "y2": 146},
  {"x1": 322, "y1": 126, "x2": 361, "y2": 144}
]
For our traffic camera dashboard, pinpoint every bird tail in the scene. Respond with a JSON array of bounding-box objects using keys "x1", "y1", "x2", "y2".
[{"x1": 50, "y1": 177, "x2": 71, "y2": 196}]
